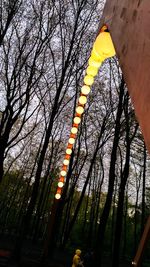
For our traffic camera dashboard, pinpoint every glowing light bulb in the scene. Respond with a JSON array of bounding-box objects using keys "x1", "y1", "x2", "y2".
[
  {"x1": 63, "y1": 159, "x2": 69, "y2": 165},
  {"x1": 58, "y1": 181, "x2": 64, "y2": 188},
  {"x1": 84, "y1": 75, "x2": 94, "y2": 86},
  {"x1": 55, "y1": 193, "x2": 61, "y2": 199},
  {"x1": 61, "y1": 170, "x2": 67, "y2": 176},
  {"x1": 94, "y1": 32, "x2": 116, "y2": 59},
  {"x1": 86, "y1": 65, "x2": 98, "y2": 77},
  {"x1": 81, "y1": 85, "x2": 90, "y2": 95},
  {"x1": 79, "y1": 95, "x2": 87, "y2": 105},
  {"x1": 69, "y1": 137, "x2": 75, "y2": 145},
  {"x1": 66, "y1": 148, "x2": 72, "y2": 155},
  {"x1": 71, "y1": 127, "x2": 78, "y2": 134},
  {"x1": 88, "y1": 57, "x2": 102, "y2": 68},
  {"x1": 74, "y1": 117, "x2": 81, "y2": 124},
  {"x1": 76, "y1": 106, "x2": 84, "y2": 114},
  {"x1": 91, "y1": 47, "x2": 103, "y2": 62}
]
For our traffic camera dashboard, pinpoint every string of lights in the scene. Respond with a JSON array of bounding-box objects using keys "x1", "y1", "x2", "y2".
[{"x1": 55, "y1": 26, "x2": 116, "y2": 200}]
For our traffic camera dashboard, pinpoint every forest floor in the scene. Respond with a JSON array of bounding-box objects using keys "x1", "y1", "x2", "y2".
[
  {"x1": 0, "y1": 236, "x2": 149, "y2": 267},
  {"x1": 0, "y1": 236, "x2": 138, "y2": 267},
  {"x1": 0, "y1": 247, "x2": 131, "y2": 267}
]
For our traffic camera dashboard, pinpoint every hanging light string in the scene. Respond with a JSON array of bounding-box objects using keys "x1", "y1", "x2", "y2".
[{"x1": 55, "y1": 26, "x2": 116, "y2": 200}]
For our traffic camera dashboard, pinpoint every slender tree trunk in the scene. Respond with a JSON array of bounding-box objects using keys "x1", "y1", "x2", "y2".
[
  {"x1": 134, "y1": 174, "x2": 141, "y2": 253},
  {"x1": 112, "y1": 92, "x2": 138, "y2": 267},
  {"x1": 94, "y1": 156, "x2": 104, "y2": 237},
  {"x1": 95, "y1": 78, "x2": 125, "y2": 267},
  {"x1": 123, "y1": 185, "x2": 128, "y2": 255},
  {"x1": 62, "y1": 117, "x2": 108, "y2": 246},
  {"x1": 0, "y1": 131, "x2": 11, "y2": 182},
  {"x1": 82, "y1": 179, "x2": 91, "y2": 236},
  {"x1": 87, "y1": 172, "x2": 96, "y2": 247},
  {"x1": 112, "y1": 150, "x2": 130, "y2": 267},
  {"x1": 110, "y1": 181, "x2": 117, "y2": 255}
]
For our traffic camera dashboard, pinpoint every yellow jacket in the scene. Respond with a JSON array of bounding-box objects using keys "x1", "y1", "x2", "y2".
[{"x1": 72, "y1": 254, "x2": 81, "y2": 267}]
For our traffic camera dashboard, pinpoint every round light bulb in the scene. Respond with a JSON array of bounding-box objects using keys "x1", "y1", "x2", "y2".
[
  {"x1": 61, "y1": 170, "x2": 67, "y2": 176},
  {"x1": 58, "y1": 181, "x2": 64, "y2": 188},
  {"x1": 55, "y1": 193, "x2": 61, "y2": 200},
  {"x1": 86, "y1": 65, "x2": 98, "y2": 77},
  {"x1": 94, "y1": 32, "x2": 116, "y2": 58},
  {"x1": 91, "y1": 47, "x2": 103, "y2": 62},
  {"x1": 76, "y1": 106, "x2": 84, "y2": 114},
  {"x1": 71, "y1": 127, "x2": 78, "y2": 134},
  {"x1": 88, "y1": 57, "x2": 102, "y2": 68},
  {"x1": 69, "y1": 137, "x2": 75, "y2": 145},
  {"x1": 84, "y1": 75, "x2": 94, "y2": 86},
  {"x1": 79, "y1": 95, "x2": 87, "y2": 105},
  {"x1": 74, "y1": 116, "x2": 81, "y2": 124},
  {"x1": 81, "y1": 85, "x2": 91, "y2": 95},
  {"x1": 66, "y1": 148, "x2": 72, "y2": 155},
  {"x1": 63, "y1": 159, "x2": 69, "y2": 165}
]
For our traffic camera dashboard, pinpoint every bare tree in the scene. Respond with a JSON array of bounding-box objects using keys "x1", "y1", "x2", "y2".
[
  {"x1": 0, "y1": 0, "x2": 22, "y2": 46},
  {"x1": 0, "y1": 1, "x2": 57, "y2": 182},
  {"x1": 95, "y1": 77, "x2": 125, "y2": 266},
  {"x1": 112, "y1": 92, "x2": 138, "y2": 267}
]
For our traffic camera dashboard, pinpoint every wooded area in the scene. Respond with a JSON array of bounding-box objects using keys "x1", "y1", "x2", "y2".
[{"x1": 0, "y1": 1, "x2": 150, "y2": 267}]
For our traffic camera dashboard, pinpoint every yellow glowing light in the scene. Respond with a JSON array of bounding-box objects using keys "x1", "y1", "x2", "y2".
[
  {"x1": 61, "y1": 170, "x2": 67, "y2": 176},
  {"x1": 66, "y1": 148, "x2": 72, "y2": 155},
  {"x1": 81, "y1": 85, "x2": 91, "y2": 95},
  {"x1": 84, "y1": 75, "x2": 94, "y2": 86},
  {"x1": 68, "y1": 137, "x2": 75, "y2": 145},
  {"x1": 55, "y1": 193, "x2": 61, "y2": 200},
  {"x1": 76, "y1": 106, "x2": 84, "y2": 114},
  {"x1": 91, "y1": 47, "x2": 103, "y2": 62},
  {"x1": 88, "y1": 57, "x2": 102, "y2": 68},
  {"x1": 74, "y1": 116, "x2": 81, "y2": 124},
  {"x1": 71, "y1": 127, "x2": 78, "y2": 134},
  {"x1": 79, "y1": 95, "x2": 87, "y2": 105},
  {"x1": 94, "y1": 32, "x2": 116, "y2": 59},
  {"x1": 63, "y1": 159, "x2": 69, "y2": 165},
  {"x1": 86, "y1": 65, "x2": 98, "y2": 77},
  {"x1": 58, "y1": 181, "x2": 64, "y2": 188}
]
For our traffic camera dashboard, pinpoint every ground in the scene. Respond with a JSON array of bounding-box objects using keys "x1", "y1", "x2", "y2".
[{"x1": 0, "y1": 247, "x2": 131, "y2": 267}]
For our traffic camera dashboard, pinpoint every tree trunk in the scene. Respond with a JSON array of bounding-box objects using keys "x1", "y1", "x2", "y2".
[
  {"x1": 95, "y1": 78, "x2": 125, "y2": 267},
  {"x1": 62, "y1": 117, "x2": 108, "y2": 246},
  {"x1": 112, "y1": 151, "x2": 130, "y2": 267}
]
